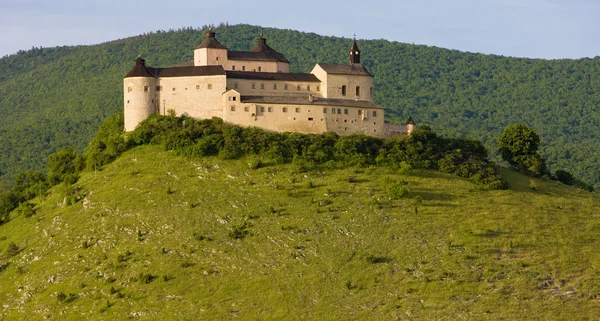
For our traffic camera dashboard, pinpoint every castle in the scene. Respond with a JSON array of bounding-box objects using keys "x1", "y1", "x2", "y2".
[{"x1": 124, "y1": 30, "x2": 414, "y2": 136}]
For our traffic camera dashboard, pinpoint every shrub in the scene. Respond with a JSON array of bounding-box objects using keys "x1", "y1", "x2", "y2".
[
  {"x1": 17, "y1": 201, "x2": 35, "y2": 218},
  {"x1": 387, "y1": 182, "x2": 409, "y2": 199},
  {"x1": 6, "y1": 242, "x2": 19, "y2": 257}
]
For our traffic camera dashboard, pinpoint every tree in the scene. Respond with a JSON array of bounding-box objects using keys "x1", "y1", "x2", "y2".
[
  {"x1": 47, "y1": 147, "x2": 85, "y2": 185},
  {"x1": 498, "y1": 123, "x2": 545, "y2": 176}
]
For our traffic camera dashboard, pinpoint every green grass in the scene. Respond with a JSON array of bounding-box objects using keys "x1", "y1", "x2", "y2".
[{"x1": 1, "y1": 145, "x2": 599, "y2": 320}]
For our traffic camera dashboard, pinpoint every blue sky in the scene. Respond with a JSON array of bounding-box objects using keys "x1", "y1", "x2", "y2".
[{"x1": 1, "y1": 0, "x2": 599, "y2": 59}]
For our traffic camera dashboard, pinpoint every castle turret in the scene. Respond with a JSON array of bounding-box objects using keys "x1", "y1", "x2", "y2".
[
  {"x1": 124, "y1": 57, "x2": 156, "y2": 131},
  {"x1": 194, "y1": 29, "x2": 228, "y2": 67}
]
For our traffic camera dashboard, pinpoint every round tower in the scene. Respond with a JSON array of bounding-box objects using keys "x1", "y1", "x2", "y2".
[{"x1": 124, "y1": 57, "x2": 156, "y2": 132}]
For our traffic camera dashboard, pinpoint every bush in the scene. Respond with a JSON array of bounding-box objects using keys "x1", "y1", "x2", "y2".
[
  {"x1": 387, "y1": 182, "x2": 409, "y2": 199},
  {"x1": 6, "y1": 242, "x2": 19, "y2": 257},
  {"x1": 17, "y1": 201, "x2": 35, "y2": 218}
]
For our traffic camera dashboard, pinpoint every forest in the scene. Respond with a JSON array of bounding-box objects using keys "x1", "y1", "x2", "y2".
[{"x1": 1, "y1": 23, "x2": 599, "y2": 191}]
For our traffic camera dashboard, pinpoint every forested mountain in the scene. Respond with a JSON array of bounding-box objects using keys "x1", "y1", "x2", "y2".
[{"x1": 1, "y1": 24, "x2": 599, "y2": 190}]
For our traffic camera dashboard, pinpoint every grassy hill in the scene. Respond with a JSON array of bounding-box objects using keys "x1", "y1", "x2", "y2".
[
  {"x1": 1, "y1": 24, "x2": 600, "y2": 191},
  {"x1": 1, "y1": 144, "x2": 599, "y2": 319}
]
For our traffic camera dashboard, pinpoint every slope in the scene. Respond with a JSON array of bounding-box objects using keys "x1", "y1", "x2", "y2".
[
  {"x1": 0, "y1": 145, "x2": 599, "y2": 320},
  {"x1": 1, "y1": 24, "x2": 600, "y2": 191}
]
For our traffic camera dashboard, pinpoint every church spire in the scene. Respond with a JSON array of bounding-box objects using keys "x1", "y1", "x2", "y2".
[{"x1": 349, "y1": 36, "x2": 360, "y2": 64}]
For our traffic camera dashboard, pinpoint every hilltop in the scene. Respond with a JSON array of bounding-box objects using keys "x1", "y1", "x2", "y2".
[
  {"x1": 1, "y1": 24, "x2": 600, "y2": 191},
  {"x1": 0, "y1": 143, "x2": 599, "y2": 319}
]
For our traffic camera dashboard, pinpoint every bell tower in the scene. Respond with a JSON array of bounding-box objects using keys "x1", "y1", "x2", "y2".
[{"x1": 349, "y1": 36, "x2": 360, "y2": 64}]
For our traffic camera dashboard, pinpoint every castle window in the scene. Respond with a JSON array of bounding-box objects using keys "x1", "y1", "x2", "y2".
[
  {"x1": 273, "y1": 83, "x2": 277, "y2": 90},
  {"x1": 261, "y1": 83, "x2": 265, "y2": 89},
  {"x1": 242, "y1": 66, "x2": 246, "y2": 71},
  {"x1": 284, "y1": 84, "x2": 288, "y2": 90},
  {"x1": 260, "y1": 106, "x2": 265, "y2": 112},
  {"x1": 228, "y1": 96, "x2": 236, "y2": 101},
  {"x1": 373, "y1": 122, "x2": 376, "y2": 125},
  {"x1": 196, "y1": 85, "x2": 200, "y2": 90},
  {"x1": 370, "y1": 87, "x2": 373, "y2": 97},
  {"x1": 172, "y1": 88, "x2": 176, "y2": 91},
  {"x1": 230, "y1": 106, "x2": 236, "y2": 111},
  {"x1": 331, "y1": 108, "x2": 335, "y2": 113},
  {"x1": 337, "y1": 108, "x2": 341, "y2": 114},
  {"x1": 234, "y1": 82, "x2": 239, "y2": 89},
  {"x1": 308, "y1": 117, "x2": 313, "y2": 121},
  {"x1": 283, "y1": 107, "x2": 288, "y2": 112},
  {"x1": 258, "y1": 66, "x2": 262, "y2": 71},
  {"x1": 358, "y1": 110, "x2": 362, "y2": 116},
  {"x1": 341, "y1": 85, "x2": 346, "y2": 96},
  {"x1": 244, "y1": 106, "x2": 249, "y2": 112},
  {"x1": 307, "y1": 85, "x2": 311, "y2": 91},
  {"x1": 252, "y1": 83, "x2": 256, "y2": 89},
  {"x1": 268, "y1": 107, "x2": 273, "y2": 112},
  {"x1": 344, "y1": 109, "x2": 348, "y2": 115},
  {"x1": 127, "y1": 100, "x2": 130, "y2": 104},
  {"x1": 156, "y1": 86, "x2": 161, "y2": 91},
  {"x1": 144, "y1": 86, "x2": 149, "y2": 92},
  {"x1": 317, "y1": 86, "x2": 320, "y2": 91},
  {"x1": 232, "y1": 65, "x2": 236, "y2": 70},
  {"x1": 356, "y1": 86, "x2": 360, "y2": 97},
  {"x1": 295, "y1": 107, "x2": 300, "y2": 113},
  {"x1": 373, "y1": 111, "x2": 377, "y2": 117},
  {"x1": 297, "y1": 85, "x2": 301, "y2": 91},
  {"x1": 216, "y1": 57, "x2": 219, "y2": 61},
  {"x1": 207, "y1": 84, "x2": 212, "y2": 90},
  {"x1": 128, "y1": 86, "x2": 133, "y2": 92},
  {"x1": 323, "y1": 108, "x2": 327, "y2": 113}
]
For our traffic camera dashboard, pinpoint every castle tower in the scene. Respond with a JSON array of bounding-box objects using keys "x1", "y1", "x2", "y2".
[
  {"x1": 349, "y1": 38, "x2": 361, "y2": 64},
  {"x1": 124, "y1": 57, "x2": 156, "y2": 131},
  {"x1": 194, "y1": 29, "x2": 228, "y2": 67}
]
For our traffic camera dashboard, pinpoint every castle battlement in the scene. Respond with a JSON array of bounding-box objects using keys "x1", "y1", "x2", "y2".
[{"x1": 124, "y1": 30, "x2": 414, "y2": 136}]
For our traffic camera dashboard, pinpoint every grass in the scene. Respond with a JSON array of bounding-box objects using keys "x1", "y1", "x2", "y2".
[{"x1": 0, "y1": 144, "x2": 599, "y2": 320}]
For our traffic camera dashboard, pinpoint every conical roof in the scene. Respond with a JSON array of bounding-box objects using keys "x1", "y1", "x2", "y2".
[
  {"x1": 195, "y1": 30, "x2": 227, "y2": 50},
  {"x1": 124, "y1": 57, "x2": 155, "y2": 78},
  {"x1": 246, "y1": 35, "x2": 289, "y2": 63}
]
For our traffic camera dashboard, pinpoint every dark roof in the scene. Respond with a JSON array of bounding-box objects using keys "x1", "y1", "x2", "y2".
[
  {"x1": 316, "y1": 63, "x2": 372, "y2": 76},
  {"x1": 226, "y1": 71, "x2": 319, "y2": 82},
  {"x1": 406, "y1": 116, "x2": 415, "y2": 125},
  {"x1": 125, "y1": 57, "x2": 156, "y2": 77},
  {"x1": 240, "y1": 95, "x2": 384, "y2": 109},
  {"x1": 195, "y1": 30, "x2": 227, "y2": 50},
  {"x1": 350, "y1": 39, "x2": 360, "y2": 53},
  {"x1": 125, "y1": 61, "x2": 226, "y2": 78},
  {"x1": 227, "y1": 35, "x2": 289, "y2": 63}
]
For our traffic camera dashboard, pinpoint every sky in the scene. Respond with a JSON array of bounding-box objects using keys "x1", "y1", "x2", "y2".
[{"x1": 1, "y1": 0, "x2": 599, "y2": 59}]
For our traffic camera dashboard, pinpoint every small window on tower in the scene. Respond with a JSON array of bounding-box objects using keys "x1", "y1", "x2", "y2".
[
  {"x1": 242, "y1": 66, "x2": 246, "y2": 71},
  {"x1": 273, "y1": 83, "x2": 277, "y2": 90},
  {"x1": 344, "y1": 109, "x2": 348, "y2": 115},
  {"x1": 128, "y1": 86, "x2": 133, "y2": 92},
  {"x1": 230, "y1": 106, "x2": 235, "y2": 111},
  {"x1": 283, "y1": 107, "x2": 288, "y2": 113},
  {"x1": 258, "y1": 66, "x2": 262, "y2": 71},
  {"x1": 284, "y1": 84, "x2": 288, "y2": 90},
  {"x1": 144, "y1": 86, "x2": 149, "y2": 92},
  {"x1": 252, "y1": 83, "x2": 256, "y2": 89},
  {"x1": 196, "y1": 85, "x2": 200, "y2": 90},
  {"x1": 317, "y1": 86, "x2": 320, "y2": 91},
  {"x1": 216, "y1": 57, "x2": 219, "y2": 61},
  {"x1": 307, "y1": 85, "x2": 311, "y2": 91},
  {"x1": 244, "y1": 106, "x2": 249, "y2": 112},
  {"x1": 261, "y1": 83, "x2": 265, "y2": 89},
  {"x1": 268, "y1": 107, "x2": 272, "y2": 112},
  {"x1": 232, "y1": 65, "x2": 236, "y2": 70},
  {"x1": 373, "y1": 111, "x2": 377, "y2": 117},
  {"x1": 156, "y1": 86, "x2": 161, "y2": 91},
  {"x1": 260, "y1": 106, "x2": 265, "y2": 112},
  {"x1": 207, "y1": 84, "x2": 212, "y2": 90},
  {"x1": 356, "y1": 86, "x2": 360, "y2": 97},
  {"x1": 295, "y1": 107, "x2": 300, "y2": 113}
]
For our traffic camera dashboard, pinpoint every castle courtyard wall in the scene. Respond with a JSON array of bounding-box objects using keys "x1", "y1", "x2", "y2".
[{"x1": 156, "y1": 75, "x2": 226, "y2": 119}]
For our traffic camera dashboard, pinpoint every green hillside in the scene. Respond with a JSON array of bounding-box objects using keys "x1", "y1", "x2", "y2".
[
  {"x1": 2, "y1": 24, "x2": 600, "y2": 190},
  {"x1": 0, "y1": 144, "x2": 599, "y2": 319}
]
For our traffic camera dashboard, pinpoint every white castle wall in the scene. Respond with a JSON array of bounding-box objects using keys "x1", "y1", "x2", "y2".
[{"x1": 124, "y1": 76, "x2": 156, "y2": 132}]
